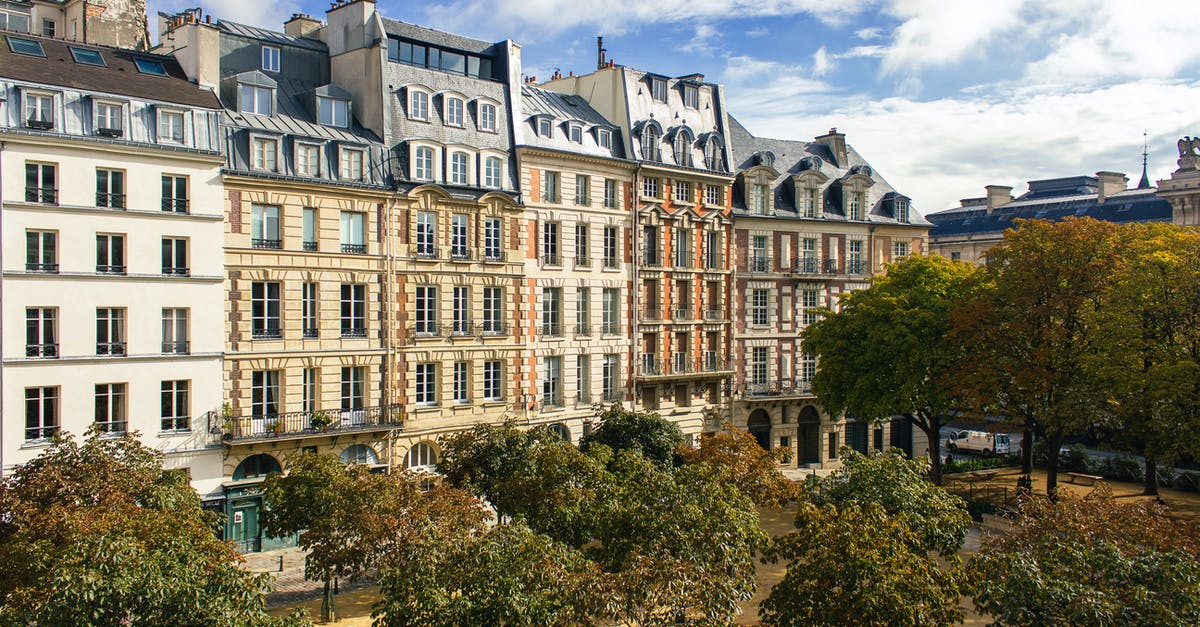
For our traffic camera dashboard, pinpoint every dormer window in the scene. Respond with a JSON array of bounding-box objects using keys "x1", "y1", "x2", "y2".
[
  {"x1": 23, "y1": 91, "x2": 54, "y2": 130},
  {"x1": 682, "y1": 84, "x2": 699, "y2": 109},
  {"x1": 650, "y1": 77, "x2": 667, "y2": 103},
  {"x1": 849, "y1": 191, "x2": 865, "y2": 220},
  {"x1": 409, "y1": 89, "x2": 430, "y2": 121},
  {"x1": 597, "y1": 128, "x2": 612, "y2": 149},
  {"x1": 673, "y1": 130, "x2": 693, "y2": 167},
  {"x1": 640, "y1": 124, "x2": 661, "y2": 162},
  {"x1": 413, "y1": 146, "x2": 435, "y2": 181},
  {"x1": 568, "y1": 124, "x2": 583, "y2": 144},
  {"x1": 94, "y1": 101, "x2": 123, "y2": 137},
  {"x1": 537, "y1": 117, "x2": 552, "y2": 138},
  {"x1": 444, "y1": 96, "x2": 464, "y2": 126},
  {"x1": 296, "y1": 143, "x2": 321, "y2": 177},
  {"x1": 704, "y1": 137, "x2": 723, "y2": 170},
  {"x1": 157, "y1": 109, "x2": 184, "y2": 144},
  {"x1": 261, "y1": 46, "x2": 280, "y2": 72},
  {"x1": 239, "y1": 84, "x2": 273, "y2": 116},
  {"x1": 449, "y1": 151, "x2": 469, "y2": 185},
  {"x1": 251, "y1": 136, "x2": 278, "y2": 171},
  {"x1": 340, "y1": 147, "x2": 364, "y2": 180},
  {"x1": 318, "y1": 97, "x2": 349, "y2": 128},
  {"x1": 896, "y1": 198, "x2": 910, "y2": 223},
  {"x1": 750, "y1": 184, "x2": 769, "y2": 215},
  {"x1": 478, "y1": 102, "x2": 497, "y2": 132}
]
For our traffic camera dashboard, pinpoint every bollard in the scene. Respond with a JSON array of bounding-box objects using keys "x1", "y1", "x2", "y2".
[{"x1": 279, "y1": 555, "x2": 284, "y2": 572}]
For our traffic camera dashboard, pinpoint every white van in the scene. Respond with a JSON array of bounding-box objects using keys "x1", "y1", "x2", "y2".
[{"x1": 945, "y1": 430, "x2": 1010, "y2": 455}]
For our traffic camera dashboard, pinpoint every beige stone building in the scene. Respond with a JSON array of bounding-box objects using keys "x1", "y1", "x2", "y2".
[{"x1": 1, "y1": 0, "x2": 148, "y2": 50}]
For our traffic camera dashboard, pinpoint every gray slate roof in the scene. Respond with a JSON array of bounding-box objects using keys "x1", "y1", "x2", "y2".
[
  {"x1": 520, "y1": 85, "x2": 625, "y2": 159},
  {"x1": 217, "y1": 20, "x2": 326, "y2": 52},
  {"x1": 927, "y1": 187, "x2": 1171, "y2": 239}
]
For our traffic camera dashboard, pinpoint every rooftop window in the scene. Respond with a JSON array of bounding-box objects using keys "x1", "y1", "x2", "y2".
[
  {"x1": 8, "y1": 37, "x2": 45, "y2": 57},
  {"x1": 134, "y1": 58, "x2": 167, "y2": 76},
  {"x1": 69, "y1": 47, "x2": 105, "y2": 66},
  {"x1": 386, "y1": 37, "x2": 494, "y2": 79},
  {"x1": 318, "y1": 96, "x2": 349, "y2": 128},
  {"x1": 261, "y1": 46, "x2": 280, "y2": 72}
]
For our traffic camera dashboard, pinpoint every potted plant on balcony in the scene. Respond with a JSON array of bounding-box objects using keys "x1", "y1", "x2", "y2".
[
  {"x1": 309, "y1": 411, "x2": 332, "y2": 432},
  {"x1": 220, "y1": 402, "x2": 234, "y2": 440},
  {"x1": 266, "y1": 420, "x2": 283, "y2": 436}
]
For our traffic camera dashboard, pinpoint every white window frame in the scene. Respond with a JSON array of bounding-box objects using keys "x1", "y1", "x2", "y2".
[
  {"x1": 409, "y1": 87, "x2": 431, "y2": 121},
  {"x1": 238, "y1": 84, "x2": 274, "y2": 116},
  {"x1": 705, "y1": 184, "x2": 722, "y2": 207},
  {"x1": 483, "y1": 153, "x2": 503, "y2": 188},
  {"x1": 483, "y1": 218, "x2": 503, "y2": 261},
  {"x1": 251, "y1": 135, "x2": 279, "y2": 172},
  {"x1": 157, "y1": 108, "x2": 185, "y2": 145},
  {"x1": 453, "y1": 361, "x2": 469, "y2": 403},
  {"x1": 751, "y1": 289, "x2": 769, "y2": 326},
  {"x1": 477, "y1": 101, "x2": 498, "y2": 132},
  {"x1": 449, "y1": 151, "x2": 470, "y2": 185},
  {"x1": 597, "y1": 128, "x2": 612, "y2": 149},
  {"x1": 650, "y1": 77, "x2": 668, "y2": 103},
  {"x1": 415, "y1": 285, "x2": 438, "y2": 335},
  {"x1": 483, "y1": 360, "x2": 503, "y2": 400},
  {"x1": 161, "y1": 380, "x2": 190, "y2": 432},
  {"x1": 537, "y1": 117, "x2": 553, "y2": 138},
  {"x1": 261, "y1": 45, "x2": 280, "y2": 72},
  {"x1": 444, "y1": 95, "x2": 465, "y2": 127},
  {"x1": 412, "y1": 144, "x2": 437, "y2": 181},
  {"x1": 416, "y1": 363, "x2": 438, "y2": 405},
  {"x1": 318, "y1": 96, "x2": 350, "y2": 128},
  {"x1": 416, "y1": 212, "x2": 437, "y2": 257},
  {"x1": 482, "y1": 286, "x2": 503, "y2": 333},
  {"x1": 93, "y1": 100, "x2": 124, "y2": 135},
  {"x1": 296, "y1": 142, "x2": 322, "y2": 177},
  {"x1": 340, "y1": 147, "x2": 365, "y2": 180},
  {"x1": 23, "y1": 90, "x2": 54, "y2": 128},
  {"x1": 568, "y1": 123, "x2": 583, "y2": 144}
]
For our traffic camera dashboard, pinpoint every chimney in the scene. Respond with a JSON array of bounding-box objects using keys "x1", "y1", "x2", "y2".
[
  {"x1": 814, "y1": 128, "x2": 848, "y2": 168},
  {"x1": 1095, "y1": 171, "x2": 1128, "y2": 203},
  {"x1": 597, "y1": 36, "x2": 606, "y2": 70},
  {"x1": 984, "y1": 185, "x2": 1013, "y2": 213},
  {"x1": 285, "y1": 13, "x2": 323, "y2": 39}
]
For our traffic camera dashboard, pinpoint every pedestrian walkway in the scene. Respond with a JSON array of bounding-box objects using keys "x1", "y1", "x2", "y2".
[{"x1": 242, "y1": 546, "x2": 374, "y2": 608}]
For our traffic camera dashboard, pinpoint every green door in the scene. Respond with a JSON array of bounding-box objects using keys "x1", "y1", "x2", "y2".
[{"x1": 230, "y1": 499, "x2": 261, "y2": 553}]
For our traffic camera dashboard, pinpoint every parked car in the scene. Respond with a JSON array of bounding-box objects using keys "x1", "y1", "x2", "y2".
[{"x1": 945, "y1": 430, "x2": 1010, "y2": 456}]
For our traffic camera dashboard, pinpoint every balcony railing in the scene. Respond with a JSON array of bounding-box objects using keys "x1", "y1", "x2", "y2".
[
  {"x1": 602, "y1": 322, "x2": 620, "y2": 335},
  {"x1": 252, "y1": 324, "x2": 282, "y2": 339},
  {"x1": 341, "y1": 243, "x2": 367, "y2": 255},
  {"x1": 96, "y1": 420, "x2": 127, "y2": 435},
  {"x1": 96, "y1": 192, "x2": 126, "y2": 209},
  {"x1": 96, "y1": 264, "x2": 126, "y2": 275},
  {"x1": 26, "y1": 343, "x2": 58, "y2": 358},
  {"x1": 97, "y1": 127, "x2": 123, "y2": 138},
  {"x1": 97, "y1": 342, "x2": 126, "y2": 356},
  {"x1": 674, "y1": 253, "x2": 692, "y2": 269},
  {"x1": 541, "y1": 253, "x2": 562, "y2": 267},
  {"x1": 746, "y1": 381, "x2": 774, "y2": 396},
  {"x1": 483, "y1": 249, "x2": 506, "y2": 262},
  {"x1": 574, "y1": 323, "x2": 591, "y2": 338},
  {"x1": 705, "y1": 255, "x2": 722, "y2": 271},
  {"x1": 25, "y1": 187, "x2": 57, "y2": 205},
  {"x1": 162, "y1": 267, "x2": 189, "y2": 277},
  {"x1": 641, "y1": 354, "x2": 661, "y2": 376},
  {"x1": 341, "y1": 327, "x2": 367, "y2": 338},
  {"x1": 25, "y1": 424, "x2": 59, "y2": 441},
  {"x1": 749, "y1": 256, "x2": 771, "y2": 273},
  {"x1": 26, "y1": 262, "x2": 58, "y2": 273},
  {"x1": 603, "y1": 256, "x2": 619, "y2": 269},
  {"x1": 672, "y1": 352, "x2": 690, "y2": 374},
  {"x1": 847, "y1": 259, "x2": 867, "y2": 275},
  {"x1": 161, "y1": 197, "x2": 189, "y2": 213},
  {"x1": 303, "y1": 241, "x2": 318, "y2": 252},
  {"x1": 162, "y1": 340, "x2": 189, "y2": 354},
  {"x1": 450, "y1": 321, "x2": 474, "y2": 337},
  {"x1": 542, "y1": 392, "x2": 564, "y2": 409},
  {"x1": 704, "y1": 309, "x2": 722, "y2": 322},
  {"x1": 26, "y1": 118, "x2": 53, "y2": 130},
  {"x1": 673, "y1": 307, "x2": 692, "y2": 321},
  {"x1": 602, "y1": 390, "x2": 621, "y2": 403},
  {"x1": 793, "y1": 255, "x2": 819, "y2": 274},
  {"x1": 303, "y1": 327, "x2": 318, "y2": 339},
  {"x1": 481, "y1": 321, "x2": 506, "y2": 336},
  {"x1": 412, "y1": 322, "x2": 439, "y2": 338},
  {"x1": 704, "y1": 351, "x2": 721, "y2": 371},
  {"x1": 640, "y1": 307, "x2": 662, "y2": 321},
  {"x1": 222, "y1": 404, "x2": 404, "y2": 441},
  {"x1": 576, "y1": 391, "x2": 593, "y2": 405},
  {"x1": 451, "y1": 247, "x2": 472, "y2": 261},
  {"x1": 252, "y1": 238, "x2": 282, "y2": 250},
  {"x1": 642, "y1": 254, "x2": 662, "y2": 267},
  {"x1": 412, "y1": 244, "x2": 438, "y2": 259},
  {"x1": 542, "y1": 322, "x2": 563, "y2": 337},
  {"x1": 574, "y1": 255, "x2": 591, "y2": 268}
]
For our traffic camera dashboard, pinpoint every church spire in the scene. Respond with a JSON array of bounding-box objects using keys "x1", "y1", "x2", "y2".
[{"x1": 1138, "y1": 130, "x2": 1152, "y2": 189}]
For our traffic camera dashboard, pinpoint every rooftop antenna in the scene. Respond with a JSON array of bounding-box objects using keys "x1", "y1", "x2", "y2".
[{"x1": 1138, "y1": 129, "x2": 1152, "y2": 189}]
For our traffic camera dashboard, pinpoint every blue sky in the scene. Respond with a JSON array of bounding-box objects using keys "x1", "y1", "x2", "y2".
[{"x1": 149, "y1": 0, "x2": 1200, "y2": 215}]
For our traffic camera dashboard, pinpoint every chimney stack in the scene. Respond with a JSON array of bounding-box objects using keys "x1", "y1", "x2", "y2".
[
  {"x1": 1095, "y1": 171, "x2": 1128, "y2": 203},
  {"x1": 813, "y1": 128, "x2": 848, "y2": 168},
  {"x1": 285, "y1": 13, "x2": 324, "y2": 39},
  {"x1": 984, "y1": 185, "x2": 1013, "y2": 213}
]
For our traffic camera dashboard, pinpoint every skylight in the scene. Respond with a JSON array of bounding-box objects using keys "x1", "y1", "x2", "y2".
[
  {"x1": 69, "y1": 47, "x2": 105, "y2": 66},
  {"x1": 134, "y1": 58, "x2": 167, "y2": 76},
  {"x1": 8, "y1": 37, "x2": 45, "y2": 57}
]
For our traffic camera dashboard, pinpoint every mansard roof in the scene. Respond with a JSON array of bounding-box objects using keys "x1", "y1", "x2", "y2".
[
  {"x1": 927, "y1": 185, "x2": 1171, "y2": 239},
  {"x1": 520, "y1": 85, "x2": 625, "y2": 159}
]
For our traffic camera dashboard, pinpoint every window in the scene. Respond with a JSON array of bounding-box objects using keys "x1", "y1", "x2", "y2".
[
  {"x1": 603, "y1": 226, "x2": 619, "y2": 268},
  {"x1": 704, "y1": 138, "x2": 724, "y2": 171},
  {"x1": 415, "y1": 285, "x2": 437, "y2": 335},
  {"x1": 25, "y1": 162, "x2": 56, "y2": 204},
  {"x1": 575, "y1": 174, "x2": 590, "y2": 206},
  {"x1": 706, "y1": 230, "x2": 721, "y2": 269},
  {"x1": 682, "y1": 84, "x2": 699, "y2": 108},
  {"x1": 544, "y1": 171, "x2": 561, "y2": 203},
  {"x1": 896, "y1": 198, "x2": 910, "y2": 223},
  {"x1": 478, "y1": 102, "x2": 497, "y2": 131},
  {"x1": 641, "y1": 125, "x2": 661, "y2": 161},
  {"x1": 950, "y1": 251, "x2": 962, "y2": 261},
  {"x1": 802, "y1": 188, "x2": 819, "y2": 218},
  {"x1": 95, "y1": 383, "x2": 127, "y2": 434},
  {"x1": 251, "y1": 137, "x2": 277, "y2": 171},
  {"x1": 340, "y1": 284, "x2": 366, "y2": 337},
  {"x1": 26, "y1": 308, "x2": 57, "y2": 358},
  {"x1": 450, "y1": 214, "x2": 468, "y2": 259},
  {"x1": 416, "y1": 211, "x2": 436, "y2": 257},
  {"x1": 161, "y1": 380, "x2": 190, "y2": 431},
  {"x1": 537, "y1": 117, "x2": 552, "y2": 138},
  {"x1": 302, "y1": 368, "x2": 318, "y2": 413},
  {"x1": 161, "y1": 237, "x2": 187, "y2": 276},
  {"x1": 598, "y1": 128, "x2": 612, "y2": 149},
  {"x1": 674, "y1": 227, "x2": 691, "y2": 267},
  {"x1": 752, "y1": 346, "x2": 769, "y2": 386},
  {"x1": 452, "y1": 286, "x2": 470, "y2": 335},
  {"x1": 484, "y1": 217, "x2": 503, "y2": 261},
  {"x1": 302, "y1": 282, "x2": 318, "y2": 338},
  {"x1": 577, "y1": 355, "x2": 591, "y2": 402},
  {"x1": 650, "y1": 77, "x2": 668, "y2": 102},
  {"x1": 340, "y1": 211, "x2": 365, "y2": 253},
  {"x1": 542, "y1": 287, "x2": 562, "y2": 336},
  {"x1": 42, "y1": 19, "x2": 55, "y2": 37},
  {"x1": 26, "y1": 230, "x2": 57, "y2": 273},
  {"x1": 575, "y1": 287, "x2": 590, "y2": 336},
  {"x1": 850, "y1": 191, "x2": 865, "y2": 220},
  {"x1": 251, "y1": 281, "x2": 282, "y2": 338},
  {"x1": 603, "y1": 354, "x2": 620, "y2": 402},
  {"x1": 799, "y1": 354, "x2": 816, "y2": 383},
  {"x1": 251, "y1": 204, "x2": 280, "y2": 248},
  {"x1": 483, "y1": 361, "x2": 502, "y2": 400},
  {"x1": 95, "y1": 169, "x2": 125, "y2": 208},
  {"x1": 542, "y1": 221, "x2": 560, "y2": 265},
  {"x1": 673, "y1": 133, "x2": 692, "y2": 167},
  {"x1": 134, "y1": 58, "x2": 166, "y2": 75},
  {"x1": 604, "y1": 179, "x2": 618, "y2": 208},
  {"x1": 543, "y1": 356, "x2": 563, "y2": 407},
  {"x1": 303, "y1": 208, "x2": 317, "y2": 251},
  {"x1": 799, "y1": 237, "x2": 818, "y2": 272},
  {"x1": 802, "y1": 290, "x2": 821, "y2": 325},
  {"x1": 157, "y1": 109, "x2": 184, "y2": 144},
  {"x1": 750, "y1": 184, "x2": 769, "y2": 215},
  {"x1": 750, "y1": 235, "x2": 768, "y2": 272},
  {"x1": 340, "y1": 148, "x2": 364, "y2": 180},
  {"x1": 252, "y1": 370, "x2": 281, "y2": 418},
  {"x1": 162, "y1": 175, "x2": 188, "y2": 212},
  {"x1": 404, "y1": 442, "x2": 438, "y2": 469},
  {"x1": 642, "y1": 176, "x2": 659, "y2": 199},
  {"x1": 341, "y1": 367, "x2": 365, "y2": 410},
  {"x1": 95, "y1": 101, "x2": 122, "y2": 135},
  {"x1": 673, "y1": 180, "x2": 693, "y2": 204},
  {"x1": 318, "y1": 97, "x2": 349, "y2": 127},
  {"x1": 449, "y1": 152, "x2": 469, "y2": 185},
  {"x1": 603, "y1": 288, "x2": 620, "y2": 334},
  {"x1": 25, "y1": 387, "x2": 59, "y2": 441},
  {"x1": 705, "y1": 185, "x2": 722, "y2": 206},
  {"x1": 848, "y1": 239, "x2": 865, "y2": 274},
  {"x1": 643, "y1": 224, "x2": 660, "y2": 266},
  {"x1": 453, "y1": 362, "x2": 469, "y2": 403},
  {"x1": 296, "y1": 143, "x2": 320, "y2": 177},
  {"x1": 416, "y1": 363, "x2": 437, "y2": 405},
  {"x1": 482, "y1": 287, "x2": 503, "y2": 334},
  {"x1": 444, "y1": 96, "x2": 464, "y2": 126},
  {"x1": 96, "y1": 308, "x2": 126, "y2": 356},
  {"x1": 0, "y1": 10, "x2": 30, "y2": 33},
  {"x1": 893, "y1": 241, "x2": 910, "y2": 259},
  {"x1": 413, "y1": 146, "x2": 434, "y2": 180},
  {"x1": 9, "y1": 36, "x2": 44, "y2": 57},
  {"x1": 239, "y1": 84, "x2": 273, "y2": 116},
  {"x1": 409, "y1": 90, "x2": 429, "y2": 120},
  {"x1": 96, "y1": 234, "x2": 125, "y2": 274},
  {"x1": 569, "y1": 124, "x2": 583, "y2": 144},
  {"x1": 24, "y1": 92, "x2": 53, "y2": 129},
  {"x1": 261, "y1": 46, "x2": 280, "y2": 72},
  {"x1": 751, "y1": 289, "x2": 769, "y2": 326},
  {"x1": 483, "y1": 156, "x2": 502, "y2": 188},
  {"x1": 574, "y1": 223, "x2": 589, "y2": 266}
]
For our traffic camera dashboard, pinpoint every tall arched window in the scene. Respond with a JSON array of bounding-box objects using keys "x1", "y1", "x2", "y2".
[
  {"x1": 641, "y1": 125, "x2": 661, "y2": 162},
  {"x1": 450, "y1": 151, "x2": 469, "y2": 184},
  {"x1": 340, "y1": 444, "x2": 379, "y2": 465},
  {"x1": 232, "y1": 454, "x2": 281, "y2": 481},
  {"x1": 404, "y1": 442, "x2": 438, "y2": 469},
  {"x1": 413, "y1": 146, "x2": 434, "y2": 181},
  {"x1": 674, "y1": 131, "x2": 693, "y2": 167},
  {"x1": 704, "y1": 137, "x2": 724, "y2": 171}
]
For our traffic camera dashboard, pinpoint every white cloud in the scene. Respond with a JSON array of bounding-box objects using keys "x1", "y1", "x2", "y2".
[
  {"x1": 877, "y1": 0, "x2": 1027, "y2": 75},
  {"x1": 679, "y1": 23, "x2": 721, "y2": 56},
  {"x1": 745, "y1": 26, "x2": 770, "y2": 38},
  {"x1": 854, "y1": 26, "x2": 882, "y2": 41},
  {"x1": 811, "y1": 46, "x2": 834, "y2": 77}
]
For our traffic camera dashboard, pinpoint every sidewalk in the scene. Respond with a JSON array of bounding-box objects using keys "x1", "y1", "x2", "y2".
[{"x1": 242, "y1": 546, "x2": 374, "y2": 608}]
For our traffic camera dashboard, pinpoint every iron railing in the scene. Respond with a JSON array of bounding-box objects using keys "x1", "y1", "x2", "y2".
[
  {"x1": 450, "y1": 321, "x2": 474, "y2": 337},
  {"x1": 25, "y1": 187, "x2": 57, "y2": 204},
  {"x1": 603, "y1": 256, "x2": 619, "y2": 269},
  {"x1": 25, "y1": 425, "x2": 58, "y2": 440},
  {"x1": 161, "y1": 197, "x2": 189, "y2": 213},
  {"x1": 847, "y1": 259, "x2": 867, "y2": 275},
  {"x1": 96, "y1": 192, "x2": 126, "y2": 209},
  {"x1": 162, "y1": 267, "x2": 189, "y2": 276},
  {"x1": 252, "y1": 324, "x2": 282, "y2": 340},
  {"x1": 252, "y1": 238, "x2": 282, "y2": 249},
  {"x1": 26, "y1": 343, "x2": 58, "y2": 358},
  {"x1": 26, "y1": 262, "x2": 58, "y2": 273},
  {"x1": 704, "y1": 309, "x2": 722, "y2": 321},
  {"x1": 412, "y1": 244, "x2": 438, "y2": 259},
  {"x1": 162, "y1": 340, "x2": 189, "y2": 354},
  {"x1": 749, "y1": 256, "x2": 771, "y2": 273},
  {"x1": 96, "y1": 342, "x2": 126, "y2": 356},
  {"x1": 541, "y1": 322, "x2": 563, "y2": 337},
  {"x1": 574, "y1": 255, "x2": 591, "y2": 268},
  {"x1": 96, "y1": 264, "x2": 126, "y2": 275},
  {"x1": 541, "y1": 253, "x2": 562, "y2": 267},
  {"x1": 303, "y1": 327, "x2": 319, "y2": 338},
  {"x1": 673, "y1": 307, "x2": 692, "y2": 321},
  {"x1": 481, "y1": 321, "x2": 507, "y2": 335},
  {"x1": 483, "y1": 249, "x2": 505, "y2": 262},
  {"x1": 451, "y1": 247, "x2": 472, "y2": 261},
  {"x1": 222, "y1": 404, "x2": 403, "y2": 441},
  {"x1": 602, "y1": 322, "x2": 620, "y2": 335},
  {"x1": 341, "y1": 243, "x2": 367, "y2": 254},
  {"x1": 641, "y1": 355, "x2": 661, "y2": 376},
  {"x1": 303, "y1": 241, "x2": 318, "y2": 251},
  {"x1": 412, "y1": 322, "x2": 439, "y2": 338},
  {"x1": 341, "y1": 327, "x2": 367, "y2": 338},
  {"x1": 574, "y1": 323, "x2": 592, "y2": 338}
]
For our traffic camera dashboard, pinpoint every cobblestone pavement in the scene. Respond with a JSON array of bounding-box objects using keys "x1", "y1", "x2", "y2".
[{"x1": 242, "y1": 547, "x2": 374, "y2": 608}]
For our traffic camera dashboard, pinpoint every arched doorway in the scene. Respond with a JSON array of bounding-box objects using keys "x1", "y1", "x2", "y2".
[
  {"x1": 228, "y1": 454, "x2": 283, "y2": 553},
  {"x1": 747, "y1": 409, "x2": 772, "y2": 451},
  {"x1": 797, "y1": 406, "x2": 821, "y2": 465}
]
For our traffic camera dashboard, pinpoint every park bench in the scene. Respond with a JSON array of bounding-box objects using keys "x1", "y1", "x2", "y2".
[{"x1": 1066, "y1": 472, "x2": 1102, "y2": 486}]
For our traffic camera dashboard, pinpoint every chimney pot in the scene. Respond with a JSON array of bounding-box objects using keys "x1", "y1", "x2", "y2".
[{"x1": 984, "y1": 185, "x2": 1013, "y2": 213}]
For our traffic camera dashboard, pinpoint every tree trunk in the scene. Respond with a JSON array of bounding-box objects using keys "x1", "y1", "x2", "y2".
[
  {"x1": 912, "y1": 413, "x2": 943, "y2": 485},
  {"x1": 1046, "y1": 434, "x2": 1062, "y2": 500},
  {"x1": 321, "y1": 578, "x2": 336, "y2": 623},
  {"x1": 1018, "y1": 423, "x2": 1035, "y2": 495},
  {"x1": 1144, "y1": 455, "x2": 1159, "y2": 496}
]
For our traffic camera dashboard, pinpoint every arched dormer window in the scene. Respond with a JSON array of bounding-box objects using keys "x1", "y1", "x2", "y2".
[
  {"x1": 703, "y1": 134, "x2": 725, "y2": 171},
  {"x1": 639, "y1": 121, "x2": 662, "y2": 162},
  {"x1": 673, "y1": 127, "x2": 694, "y2": 167}
]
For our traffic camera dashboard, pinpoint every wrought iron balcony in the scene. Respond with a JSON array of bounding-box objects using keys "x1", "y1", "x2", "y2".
[
  {"x1": 671, "y1": 352, "x2": 691, "y2": 374},
  {"x1": 161, "y1": 197, "x2": 189, "y2": 213},
  {"x1": 97, "y1": 127, "x2": 123, "y2": 138},
  {"x1": 26, "y1": 343, "x2": 58, "y2": 358},
  {"x1": 25, "y1": 187, "x2": 57, "y2": 204},
  {"x1": 704, "y1": 351, "x2": 723, "y2": 372},
  {"x1": 341, "y1": 243, "x2": 367, "y2": 254},
  {"x1": 793, "y1": 255, "x2": 819, "y2": 274},
  {"x1": 96, "y1": 342, "x2": 127, "y2": 356},
  {"x1": 746, "y1": 381, "x2": 774, "y2": 396},
  {"x1": 162, "y1": 267, "x2": 189, "y2": 277},
  {"x1": 574, "y1": 323, "x2": 592, "y2": 338},
  {"x1": 480, "y1": 321, "x2": 507, "y2": 336},
  {"x1": 26, "y1": 118, "x2": 53, "y2": 130},
  {"x1": 412, "y1": 322, "x2": 439, "y2": 338},
  {"x1": 96, "y1": 264, "x2": 126, "y2": 275},
  {"x1": 25, "y1": 425, "x2": 59, "y2": 441},
  {"x1": 602, "y1": 390, "x2": 621, "y2": 403},
  {"x1": 161, "y1": 340, "x2": 190, "y2": 354},
  {"x1": 673, "y1": 307, "x2": 692, "y2": 321},
  {"x1": 222, "y1": 404, "x2": 404, "y2": 442},
  {"x1": 252, "y1": 324, "x2": 282, "y2": 340},
  {"x1": 96, "y1": 420, "x2": 127, "y2": 435},
  {"x1": 449, "y1": 321, "x2": 474, "y2": 337},
  {"x1": 303, "y1": 327, "x2": 319, "y2": 339},
  {"x1": 704, "y1": 309, "x2": 722, "y2": 322},
  {"x1": 96, "y1": 192, "x2": 126, "y2": 209},
  {"x1": 341, "y1": 327, "x2": 367, "y2": 338},
  {"x1": 26, "y1": 262, "x2": 58, "y2": 273},
  {"x1": 603, "y1": 256, "x2": 619, "y2": 269},
  {"x1": 542, "y1": 392, "x2": 564, "y2": 408},
  {"x1": 641, "y1": 354, "x2": 661, "y2": 376},
  {"x1": 303, "y1": 241, "x2": 318, "y2": 252},
  {"x1": 541, "y1": 253, "x2": 562, "y2": 267},
  {"x1": 451, "y1": 247, "x2": 473, "y2": 261},
  {"x1": 574, "y1": 255, "x2": 591, "y2": 268},
  {"x1": 642, "y1": 253, "x2": 662, "y2": 267},
  {"x1": 602, "y1": 322, "x2": 620, "y2": 335},
  {"x1": 412, "y1": 244, "x2": 438, "y2": 259},
  {"x1": 252, "y1": 238, "x2": 282, "y2": 250},
  {"x1": 847, "y1": 259, "x2": 867, "y2": 275},
  {"x1": 749, "y1": 256, "x2": 771, "y2": 273},
  {"x1": 542, "y1": 322, "x2": 563, "y2": 337},
  {"x1": 483, "y1": 249, "x2": 506, "y2": 262},
  {"x1": 640, "y1": 307, "x2": 662, "y2": 321}
]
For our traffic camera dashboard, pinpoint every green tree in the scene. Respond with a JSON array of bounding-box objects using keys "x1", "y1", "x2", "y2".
[
  {"x1": 802, "y1": 254, "x2": 980, "y2": 484},
  {"x1": 813, "y1": 448, "x2": 971, "y2": 556},
  {"x1": 762, "y1": 501, "x2": 967, "y2": 627},
  {"x1": 969, "y1": 487, "x2": 1200, "y2": 625},
  {"x1": 580, "y1": 404, "x2": 684, "y2": 468},
  {"x1": 260, "y1": 453, "x2": 486, "y2": 621},
  {"x1": 677, "y1": 427, "x2": 799, "y2": 508},
  {"x1": 0, "y1": 430, "x2": 303, "y2": 626},
  {"x1": 951, "y1": 217, "x2": 1125, "y2": 495}
]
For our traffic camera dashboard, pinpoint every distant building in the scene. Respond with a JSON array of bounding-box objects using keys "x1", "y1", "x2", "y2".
[
  {"x1": 1155, "y1": 135, "x2": 1200, "y2": 225},
  {"x1": 0, "y1": 0, "x2": 148, "y2": 50}
]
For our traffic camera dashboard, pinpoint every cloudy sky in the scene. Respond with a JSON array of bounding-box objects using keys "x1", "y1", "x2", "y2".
[{"x1": 149, "y1": 0, "x2": 1200, "y2": 215}]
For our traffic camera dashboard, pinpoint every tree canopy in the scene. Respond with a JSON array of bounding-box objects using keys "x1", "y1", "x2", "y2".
[
  {"x1": 580, "y1": 404, "x2": 684, "y2": 468},
  {"x1": 0, "y1": 430, "x2": 303, "y2": 626},
  {"x1": 677, "y1": 427, "x2": 799, "y2": 508}
]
